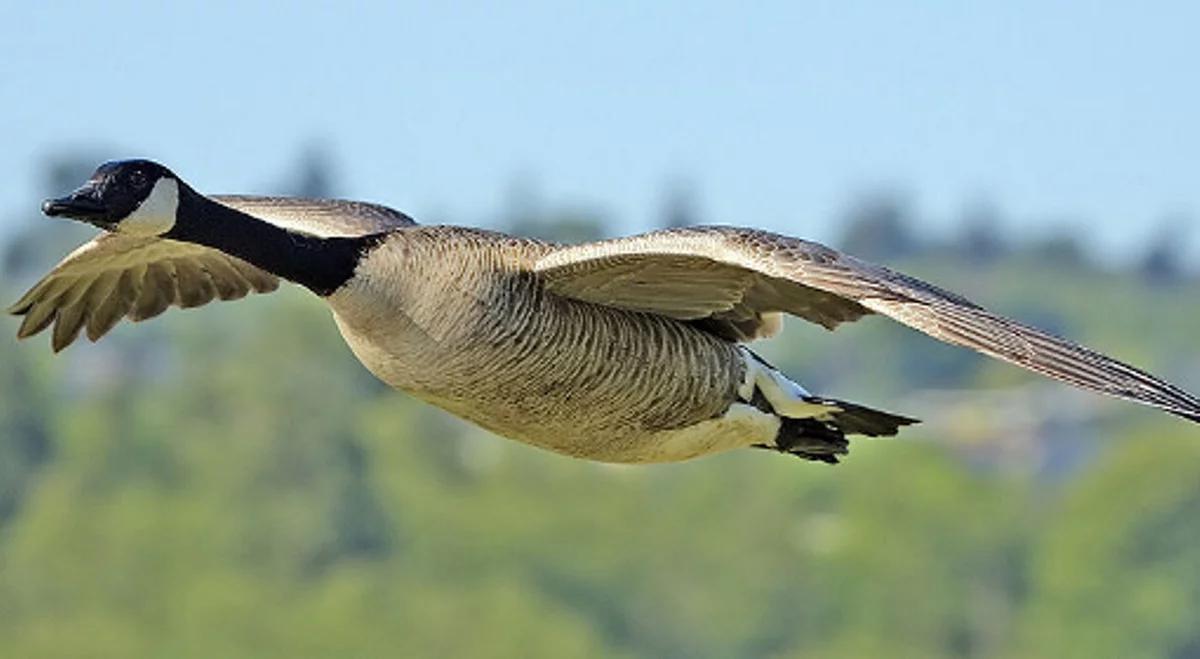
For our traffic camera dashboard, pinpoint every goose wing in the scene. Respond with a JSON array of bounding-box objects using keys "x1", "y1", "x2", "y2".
[
  {"x1": 8, "y1": 197, "x2": 413, "y2": 352},
  {"x1": 535, "y1": 226, "x2": 1200, "y2": 422},
  {"x1": 8, "y1": 235, "x2": 278, "y2": 352},
  {"x1": 211, "y1": 196, "x2": 415, "y2": 237}
]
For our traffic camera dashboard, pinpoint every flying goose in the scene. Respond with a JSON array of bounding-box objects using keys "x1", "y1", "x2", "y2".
[{"x1": 9, "y1": 160, "x2": 1199, "y2": 464}]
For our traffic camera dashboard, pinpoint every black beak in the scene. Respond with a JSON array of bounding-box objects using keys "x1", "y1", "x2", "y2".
[{"x1": 42, "y1": 188, "x2": 111, "y2": 225}]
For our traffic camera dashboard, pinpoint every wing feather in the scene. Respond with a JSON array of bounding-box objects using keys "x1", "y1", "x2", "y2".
[
  {"x1": 86, "y1": 270, "x2": 135, "y2": 341},
  {"x1": 211, "y1": 196, "x2": 415, "y2": 237},
  {"x1": 535, "y1": 226, "x2": 1200, "y2": 421},
  {"x1": 8, "y1": 234, "x2": 279, "y2": 351}
]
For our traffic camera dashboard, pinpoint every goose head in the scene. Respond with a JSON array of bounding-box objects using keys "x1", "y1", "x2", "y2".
[{"x1": 43, "y1": 159, "x2": 181, "y2": 237}]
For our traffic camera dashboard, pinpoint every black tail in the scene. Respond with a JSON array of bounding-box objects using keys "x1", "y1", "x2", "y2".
[
  {"x1": 808, "y1": 397, "x2": 920, "y2": 437},
  {"x1": 755, "y1": 398, "x2": 919, "y2": 465}
]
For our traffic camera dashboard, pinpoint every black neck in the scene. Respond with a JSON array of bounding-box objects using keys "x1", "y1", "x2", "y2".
[{"x1": 165, "y1": 187, "x2": 385, "y2": 296}]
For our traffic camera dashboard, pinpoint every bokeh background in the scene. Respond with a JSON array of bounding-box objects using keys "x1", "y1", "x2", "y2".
[{"x1": 3, "y1": 3, "x2": 1200, "y2": 657}]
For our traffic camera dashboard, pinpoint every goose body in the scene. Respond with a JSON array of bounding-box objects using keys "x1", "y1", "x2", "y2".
[
  {"x1": 10, "y1": 160, "x2": 1200, "y2": 465},
  {"x1": 327, "y1": 226, "x2": 766, "y2": 461}
]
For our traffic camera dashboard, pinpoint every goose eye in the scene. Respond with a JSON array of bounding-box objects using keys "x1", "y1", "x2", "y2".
[{"x1": 129, "y1": 170, "x2": 148, "y2": 190}]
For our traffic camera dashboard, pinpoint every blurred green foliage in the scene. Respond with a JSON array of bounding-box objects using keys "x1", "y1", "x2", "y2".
[{"x1": 1, "y1": 157, "x2": 1198, "y2": 658}]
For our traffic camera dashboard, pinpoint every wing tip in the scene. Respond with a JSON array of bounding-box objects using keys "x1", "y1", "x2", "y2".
[
  {"x1": 6, "y1": 299, "x2": 30, "y2": 316},
  {"x1": 1169, "y1": 407, "x2": 1200, "y2": 425}
]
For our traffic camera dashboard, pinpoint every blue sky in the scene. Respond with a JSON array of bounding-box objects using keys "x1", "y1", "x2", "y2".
[{"x1": 3, "y1": 2, "x2": 1197, "y2": 260}]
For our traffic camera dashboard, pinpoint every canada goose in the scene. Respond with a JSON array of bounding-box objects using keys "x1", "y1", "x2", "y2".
[{"x1": 9, "y1": 160, "x2": 1199, "y2": 464}]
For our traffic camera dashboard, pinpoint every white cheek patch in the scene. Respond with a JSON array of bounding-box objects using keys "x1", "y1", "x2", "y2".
[{"x1": 120, "y1": 178, "x2": 179, "y2": 236}]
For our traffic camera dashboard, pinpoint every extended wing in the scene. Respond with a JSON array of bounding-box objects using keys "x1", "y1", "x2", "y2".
[{"x1": 535, "y1": 226, "x2": 1200, "y2": 422}]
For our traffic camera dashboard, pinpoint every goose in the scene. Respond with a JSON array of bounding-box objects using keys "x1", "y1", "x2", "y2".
[{"x1": 9, "y1": 159, "x2": 1199, "y2": 464}]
